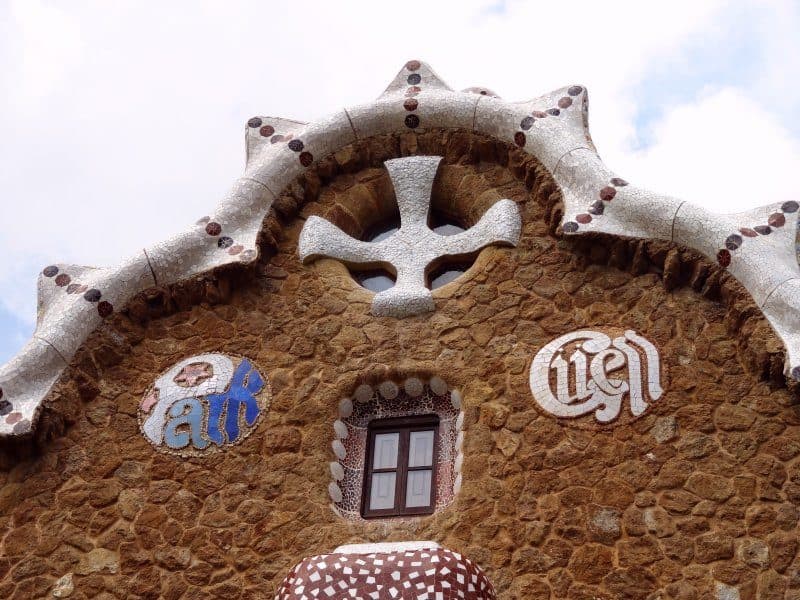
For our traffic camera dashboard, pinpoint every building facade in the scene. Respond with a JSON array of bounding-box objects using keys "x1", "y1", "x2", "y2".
[{"x1": 0, "y1": 62, "x2": 799, "y2": 599}]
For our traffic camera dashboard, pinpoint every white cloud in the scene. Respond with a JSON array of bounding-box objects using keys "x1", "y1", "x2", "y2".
[
  {"x1": 611, "y1": 87, "x2": 800, "y2": 213},
  {"x1": 0, "y1": 0, "x2": 798, "y2": 363}
]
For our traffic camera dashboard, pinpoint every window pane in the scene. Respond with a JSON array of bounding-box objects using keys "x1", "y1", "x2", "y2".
[
  {"x1": 405, "y1": 469, "x2": 433, "y2": 508},
  {"x1": 369, "y1": 472, "x2": 397, "y2": 510},
  {"x1": 372, "y1": 432, "x2": 399, "y2": 469},
  {"x1": 408, "y1": 430, "x2": 434, "y2": 467}
]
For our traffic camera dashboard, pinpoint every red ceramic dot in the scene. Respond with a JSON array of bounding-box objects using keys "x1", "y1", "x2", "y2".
[
  {"x1": 717, "y1": 249, "x2": 731, "y2": 267},
  {"x1": 403, "y1": 98, "x2": 418, "y2": 111},
  {"x1": 299, "y1": 152, "x2": 313, "y2": 167},
  {"x1": 228, "y1": 245, "x2": 244, "y2": 255},
  {"x1": 6, "y1": 412, "x2": 21, "y2": 425},
  {"x1": 739, "y1": 228, "x2": 758, "y2": 237},
  {"x1": 768, "y1": 212, "x2": 786, "y2": 227},
  {"x1": 558, "y1": 97, "x2": 573, "y2": 109},
  {"x1": 405, "y1": 86, "x2": 422, "y2": 97},
  {"x1": 205, "y1": 222, "x2": 222, "y2": 236},
  {"x1": 600, "y1": 186, "x2": 617, "y2": 201},
  {"x1": 406, "y1": 60, "x2": 421, "y2": 71},
  {"x1": 97, "y1": 301, "x2": 113, "y2": 318},
  {"x1": 55, "y1": 273, "x2": 71, "y2": 287},
  {"x1": 514, "y1": 132, "x2": 526, "y2": 147},
  {"x1": 259, "y1": 125, "x2": 275, "y2": 137},
  {"x1": 576, "y1": 213, "x2": 592, "y2": 224}
]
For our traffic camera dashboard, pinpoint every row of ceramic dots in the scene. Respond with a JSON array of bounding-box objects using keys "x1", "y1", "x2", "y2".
[{"x1": 327, "y1": 376, "x2": 465, "y2": 506}]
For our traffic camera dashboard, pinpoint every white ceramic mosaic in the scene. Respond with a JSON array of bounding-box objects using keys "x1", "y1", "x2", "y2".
[
  {"x1": 2, "y1": 59, "x2": 799, "y2": 439},
  {"x1": 299, "y1": 155, "x2": 521, "y2": 317},
  {"x1": 138, "y1": 353, "x2": 270, "y2": 457},
  {"x1": 530, "y1": 329, "x2": 663, "y2": 424}
]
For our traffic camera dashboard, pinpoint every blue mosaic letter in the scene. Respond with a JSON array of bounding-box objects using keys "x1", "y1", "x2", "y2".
[
  {"x1": 164, "y1": 398, "x2": 209, "y2": 450},
  {"x1": 205, "y1": 359, "x2": 263, "y2": 445}
]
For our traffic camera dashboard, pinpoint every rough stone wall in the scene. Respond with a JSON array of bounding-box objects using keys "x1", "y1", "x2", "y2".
[{"x1": 0, "y1": 132, "x2": 798, "y2": 599}]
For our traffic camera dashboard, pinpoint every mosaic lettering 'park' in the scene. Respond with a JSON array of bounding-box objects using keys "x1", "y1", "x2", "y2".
[{"x1": 1, "y1": 61, "x2": 799, "y2": 599}]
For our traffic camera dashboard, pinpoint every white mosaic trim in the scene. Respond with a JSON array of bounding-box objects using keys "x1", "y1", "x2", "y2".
[
  {"x1": 329, "y1": 376, "x2": 465, "y2": 518},
  {"x1": 333, "y1": 541, "x2": 440, "y2": 554},
  {"x1": 2, "y1": 59, "x2": 799, "y2": 438}
]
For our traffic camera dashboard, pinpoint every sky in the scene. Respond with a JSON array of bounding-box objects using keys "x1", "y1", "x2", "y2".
[{"x1": 0, "y1": 0, "x2": 799, "y2": 364}]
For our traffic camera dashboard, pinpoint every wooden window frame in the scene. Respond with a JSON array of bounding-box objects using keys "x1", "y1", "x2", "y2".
[{"x1": 361, "y1": 415, "x2": 440, "y2": 519}]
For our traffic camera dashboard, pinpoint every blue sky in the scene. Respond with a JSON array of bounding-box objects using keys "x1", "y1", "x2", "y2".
[{"x1": 1, "y1": 0, "x2": 799, "y2": 365}]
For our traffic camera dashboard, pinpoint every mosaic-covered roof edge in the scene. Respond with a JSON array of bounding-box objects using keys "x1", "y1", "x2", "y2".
[{"x1": 1, "y1": 59, "x2": 798, "y2": 438}]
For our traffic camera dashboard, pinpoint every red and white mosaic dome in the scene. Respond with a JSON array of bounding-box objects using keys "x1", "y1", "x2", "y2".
[{"x1": 275, "y1": 541, "x2": 495, "y2": 600}]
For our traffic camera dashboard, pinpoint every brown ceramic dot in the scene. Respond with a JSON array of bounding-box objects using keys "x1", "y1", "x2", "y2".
[
  {"x1": 205, "y1": 222, "x2": 222, "y2": 236},
  {"x1": 725, "y1": 234, "x2": 743, "y2": 250},
  {"x1": 228, "y1": 245, "x2": 244, "y2": 255},
  {"x1": 610, "y1": 177, "x2": 629, "y2": 187},
  {"x1": 403, "y1": 99, "x2": 418, "y2": 111},
  {"x1": 558, "y1": 97, "x2": 573, "y2": 109},
  {"x1": 739, "y1": 228, "x2": 758, "y2": 237},
  {"x1": 247, "y1": 117, "x2": 262, "y2": 128},
  {"x1": 43, "y1": 266, "x2": 59, "y2": 277},
  {"x1": 83, "y1": 289, "x2": 101, "y2": 303},
  {"x1": 259, "y1": 125, "x2": 275, "y2": 137},
  {"x1": 514, "y1": 132, "x2": 526, "y2": 147},
  {"x1": 405, "y1": 86, "x2": 422, "y2": 97},
  {"x1": 754, "y1": 225, "x2": 772, "y2": 235},
  {"x1": 600, "y1": 186, "x2": 617, "y2": 201},
  {"x1": 781, "y1": 200, "x2": 799, "y2": 213},
  {"x1": 520, "y1": 116, "x2": 535, "y2": 130},
  {"x1": 406, "y1": 60, "x2": 421, "y2": 71},
  {"x1": 717, "y1": 249, "x2": 731, "y2": 267},
  {"x1": 299, "y1": 152, "x2": 313, "y2": 167},
  {"x1": 768, "y1": 212, "x2": 786, "y2": 227},
  {"x1": 562, "y1": 221, "x2": 579, "y2": 233},
  {"x1": 576, "y1": 213, "x2": 592, "y2": 224},
  {"x1": 568, "y1": 85, "x2": 584, "y2": 96},
  {"x1": 97, "y1": 301, "x2": 113, "y2": 318},
  {"x1": 54, "y1": 274, "x2": 71, "y2": 287},
  {"x1": 405, "y1": 114, "x2": 420, "y2": 129},
  {"x1": 532, "y1": 111, "x2": 548, "y2": 118}
]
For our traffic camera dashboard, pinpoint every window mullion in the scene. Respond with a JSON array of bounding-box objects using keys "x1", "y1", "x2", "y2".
[{"x1": 396, "y1": 428, "x2": 411, "y2": 514}]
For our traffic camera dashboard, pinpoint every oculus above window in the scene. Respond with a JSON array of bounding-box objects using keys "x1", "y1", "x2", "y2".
[{"x1": 362, "y1": 415, "x2": 439, "y2": 518}]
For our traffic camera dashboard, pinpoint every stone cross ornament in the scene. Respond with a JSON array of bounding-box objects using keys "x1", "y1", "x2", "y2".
[{"x1": 298, "y1": 156, "x2": 522, "y2": 317}]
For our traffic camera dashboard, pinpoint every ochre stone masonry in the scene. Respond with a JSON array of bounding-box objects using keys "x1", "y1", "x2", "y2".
[{"x1": 0, "y1": 132, "x2": 798, "y2": 599}]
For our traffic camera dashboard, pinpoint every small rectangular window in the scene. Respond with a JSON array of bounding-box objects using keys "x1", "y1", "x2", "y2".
[{"x1": 362, "y1": 415, "x2": 439, "y2": 518}]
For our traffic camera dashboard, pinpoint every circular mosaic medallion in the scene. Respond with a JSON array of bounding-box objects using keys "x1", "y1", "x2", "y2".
[{"x1": 139, "y1": 353, "x2": 270, "y2": 457}]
